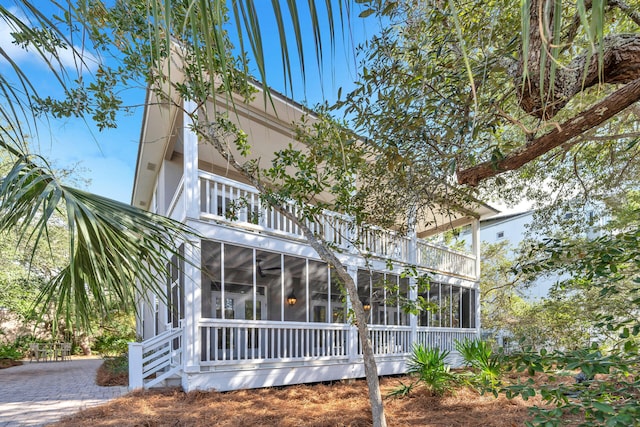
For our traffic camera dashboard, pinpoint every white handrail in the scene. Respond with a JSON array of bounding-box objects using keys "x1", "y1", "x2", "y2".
[
  {"x1": 167, "y1": 177, "x2": 185, "y2": 219},
  {"x1": 129, "y1": 327, "x2": 184, "y2": 390}
]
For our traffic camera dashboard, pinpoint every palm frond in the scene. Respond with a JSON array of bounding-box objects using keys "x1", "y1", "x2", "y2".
[{"x1": 0, "y1": 154, "x2": 196, "y2": 329}]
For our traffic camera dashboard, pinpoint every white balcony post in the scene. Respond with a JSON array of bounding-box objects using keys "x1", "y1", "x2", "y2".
[
  {"x1": 471, "y1": 219, "x2": 481, "y2": 280},
  {"x1": 471, "y1": 219, "x2": 481, "y2": 334},
  {"x1": 347, "y1": 265, "x2": 359, "y2": 362},
  {"x1": 407, "y1": 207, "x2": 418, "y2": 348},
  {"x1": 183, "y1": 238, "x2": 202, "y2": 374},
  {"x1": 183, "y1": 100, "x2": 200, "y2": 220},
  {"x1": 128, "y1": 342, "x2": 143, "y2": 391}
]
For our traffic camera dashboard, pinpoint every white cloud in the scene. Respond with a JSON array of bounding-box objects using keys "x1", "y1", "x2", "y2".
[{"x1": 0, "y1": 6, "x2": 99, "y2": 74}]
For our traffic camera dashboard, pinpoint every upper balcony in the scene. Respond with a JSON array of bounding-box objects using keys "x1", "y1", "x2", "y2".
[
  {"x1": 133, "y1": 86, "x2": 496, "y2": 283},
  {"x1": 166, "y1": 169, "x2": 480, "y2": 281}
]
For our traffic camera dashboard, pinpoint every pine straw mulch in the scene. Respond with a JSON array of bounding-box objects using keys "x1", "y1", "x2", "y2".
[
  {"x1": 95, "y1": 361, "x2": 128, "y2": 387},
  {"x1": 50, "y1": 375, "x2": 548, "y2": 427}
]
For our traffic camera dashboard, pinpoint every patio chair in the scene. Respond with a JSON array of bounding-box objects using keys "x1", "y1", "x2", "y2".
[
  {"x1": 28, "y1": 343, "x2": 50, "y2": 362},
  {"x1": 55, "y1": 342, "x2": 72, "y2": 361},
  {"x1": 28, "y1": 343, "x2": 39, "y2": 362}
]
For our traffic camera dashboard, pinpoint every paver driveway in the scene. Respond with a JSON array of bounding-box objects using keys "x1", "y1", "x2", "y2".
[{"x1": 0, "y1": 357, "x2": 128, "y2": 427}]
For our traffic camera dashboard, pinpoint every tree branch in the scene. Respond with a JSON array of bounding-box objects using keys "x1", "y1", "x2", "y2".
[{"x1": 457, "y1": 77, "x2": 640, "y2": 186}]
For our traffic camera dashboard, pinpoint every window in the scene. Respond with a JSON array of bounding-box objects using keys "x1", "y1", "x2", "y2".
[{"x1": 496, "y1": 231, "x2": 504, "y2": 239}]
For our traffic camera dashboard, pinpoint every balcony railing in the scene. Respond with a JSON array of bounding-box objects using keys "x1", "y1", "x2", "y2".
[{"x1": 196, "y1": 171, "x2": 476, "y2": 279}]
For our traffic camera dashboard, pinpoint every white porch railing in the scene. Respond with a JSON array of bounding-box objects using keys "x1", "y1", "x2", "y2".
[
  {"x1": 416, "y1": 327, "x2": 479, "y2": 353},
  {"x1": 199, "y1": 319, "x2": 350, "y2": 365},
  {"x1": 416, "y1": 242, "x2": 477, "y2": 280},
  {"x1": 360, "y1": 325, "x2": 412, "y2": 356},
  {"x1": 198, "y1": 171, "x2": 477, "y2": 279},
  {"x1": 199, "y1": 319, "x2": 479, "y2": 365},
  {"x1": 128, "y1": 327, "x2": 184, "y2": 390}
]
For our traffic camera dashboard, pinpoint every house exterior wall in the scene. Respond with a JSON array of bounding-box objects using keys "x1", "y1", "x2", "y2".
[{"x1": 130, "y1": 95, "x2": 488, "y2": 392}]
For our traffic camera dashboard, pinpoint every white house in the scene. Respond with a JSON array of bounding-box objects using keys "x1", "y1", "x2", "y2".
[{"x1": 127, "y1": 78, "x2": 498, "y2": 392}]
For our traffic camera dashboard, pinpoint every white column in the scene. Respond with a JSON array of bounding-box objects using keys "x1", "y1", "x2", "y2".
[
  {"x1": 407, "y1": 207, "x2": 418, "y2": 348},
  {"x1": 183, "y1": 238, "x2": 202, "y2": 373},
  {"x1": 471, "y1": 219, "x2": 481, "y2": 335},
  {"x1": 183, "y1": 100, "x2": 200, "y2": 220},
  {"x1": 471, "y1": 219, "x2": 481, "y2": 280}
]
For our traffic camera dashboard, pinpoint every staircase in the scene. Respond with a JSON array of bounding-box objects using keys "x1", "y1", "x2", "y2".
[{"x1": 128, "y1": 327, "x2": 184, "y2": 390}]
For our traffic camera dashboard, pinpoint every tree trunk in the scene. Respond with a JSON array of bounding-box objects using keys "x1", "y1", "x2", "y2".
[{"x1": 302, "y1": 236, "x2": 387, "y2": 427}]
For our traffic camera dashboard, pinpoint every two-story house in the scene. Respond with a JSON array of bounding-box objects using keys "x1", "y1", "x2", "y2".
[{"x1": 127, "y1": 79, "x2": 498, "y2": 392}]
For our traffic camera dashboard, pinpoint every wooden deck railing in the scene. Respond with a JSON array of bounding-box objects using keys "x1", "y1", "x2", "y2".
[{"x1": 195, "y1": 171, "x2": 476, "y2": 279}]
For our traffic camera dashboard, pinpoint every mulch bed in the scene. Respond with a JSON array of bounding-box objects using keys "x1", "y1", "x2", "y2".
[
  {"x1": 0, "y1": 358, "x2": 23, "y2": 369},
  {"x1": 51, "y1": 375, "x2": 547, "y2": 426}
]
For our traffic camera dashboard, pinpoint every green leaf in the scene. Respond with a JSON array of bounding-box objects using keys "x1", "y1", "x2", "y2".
[
  {"x1": 359, "y1": 8, "x2": 375, "y2": 18},
  {"x1": 592, "y1": 401, "x2": 615, "y2": 414}
]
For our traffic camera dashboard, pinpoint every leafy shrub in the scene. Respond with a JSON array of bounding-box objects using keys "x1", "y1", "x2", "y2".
[
  {"x1": 97, "y1": 354, "x2": 129, "y2": 386},
  {"x1": 0, "y1": 343, "x2": 22, "y2": 360},
  {"x1": 501, "y1": 228, "x2": 640, "y2": 426},
  {"x1": 93, "y1": 314, "x2": 136, "y2": 357},
  {"x1": 407, "y1": 344, "x2": 456, "y2": 396},
  {"x1": 455, "y1": 338, "x2": 502, "y2": 390},
  {"x1": 94, "y1": 334, "x2": 131, "y2": 357}
]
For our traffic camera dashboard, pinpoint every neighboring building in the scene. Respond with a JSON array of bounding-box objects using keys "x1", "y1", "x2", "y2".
[
  {"x1": 471, "y1": 210, "x2": 553, "y2": 299},
  {"x1": 462, "y1": 206, "x2": 607, "y2": 301},
  {"x1": 127, "y1": 78, "x2": 498, "y2": 392}
]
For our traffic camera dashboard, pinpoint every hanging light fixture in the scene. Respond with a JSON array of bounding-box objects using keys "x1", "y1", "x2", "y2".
[
  {"x1": 287, "y1": 291, "x2": 297, "y2": 306},
  {"x1": 363, "y1": 301, "x2": 371, "y2": 311}
]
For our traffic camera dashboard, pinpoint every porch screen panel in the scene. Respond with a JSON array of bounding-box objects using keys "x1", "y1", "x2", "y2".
[
  {"x1": 357, "y1": 269, "x2": 371, "y2": 323},
  {"x1": 165, "y1": 244, "x2": 186, "y2": 330},
  {"x1": 284, "y1": 255, "x2": 306, "y2": 322},
  {"x1": 201, "y1": 240, "x2": 221, "y2": 318},
  {"x1": 371, "y1": 272, "x2": 385, "y2": 324},
  {"x1": 257, "y1": 250, "x2": 282, "y2": 322},
  {"x1": 451, "y1": 285, "x2": 461, "y2": 328},
  {"x1": 398, "y1": 276, "x2": 409, "y2": 326},
  {"x1": 419, "y1": 283, "x2": 440, "y2": 327},
  {"x1": 461, "y1": 287, "x2": 475, "y2": 328},
  {"x1": 309, "y1": 260, "x2": 328, "y2": 323},
  {"x1": 441, "y1": 284, "x2": 452, "y2": 327},
  {"x1": 330, "y1": 270, "x2": 346, "y2": 323},
  {"x1": 384, "y1": 274, "x2": 399, "y2": 325}
]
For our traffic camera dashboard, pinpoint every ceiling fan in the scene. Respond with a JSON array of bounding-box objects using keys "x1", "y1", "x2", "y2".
[{"x1": 256, "y1": 258, "x2": 281, "y2": 278}]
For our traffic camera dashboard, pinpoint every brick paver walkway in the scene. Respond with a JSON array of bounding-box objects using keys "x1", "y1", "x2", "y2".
[{"x1": 0, "y1": 357, "x2": 128, "y2": 426}]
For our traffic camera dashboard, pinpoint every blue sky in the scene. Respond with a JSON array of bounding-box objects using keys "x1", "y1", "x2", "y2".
[{"x1": 0, "y1": 1, "x2": 375, "y2": 204}]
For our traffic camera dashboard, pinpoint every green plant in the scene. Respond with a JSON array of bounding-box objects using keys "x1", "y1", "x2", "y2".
[
  {"x1": 94, "y1": 334, "x2": 133, "y2": 357},
  {"x1": 455, "y1": 338, "x2": 503, "y2": 391},
  {"x1": 0, "y1": 343, "x2": 22, "y2": 360},
  {"x1": 93, "y1": 312, "x2": 136, "y2": 357},
  {"x1": 103, "y1": 354, "x2": 129, "y2": 375},
  {"x1": 386, "y1": 379, "x2": 417, "y2": 398},
  {"x1": 407, "y1": 344, "x2": 456, "y2": 396}
]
